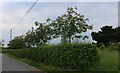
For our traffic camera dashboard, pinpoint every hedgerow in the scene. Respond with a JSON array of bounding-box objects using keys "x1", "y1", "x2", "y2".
[{"x1": 10, "y1": 43, "x2": 99, "y2": 70}]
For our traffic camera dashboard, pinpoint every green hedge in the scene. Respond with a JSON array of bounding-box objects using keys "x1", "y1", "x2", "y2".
[{"x1": 10, "y1": 43, "x2": 99, "y2": 70}]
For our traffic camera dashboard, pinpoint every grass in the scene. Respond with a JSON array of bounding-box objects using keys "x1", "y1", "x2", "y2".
[
  {"x1": 89, "y1": 48, "x2": 118, "y2": 71},
  {"x1": 6, "y1": 53, "x2": 73, "y2": 73}
]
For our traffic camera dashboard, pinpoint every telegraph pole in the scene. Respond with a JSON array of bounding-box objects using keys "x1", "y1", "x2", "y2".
[{"x1": 10, "y1": 29, "x2": 12, "y2": 50}]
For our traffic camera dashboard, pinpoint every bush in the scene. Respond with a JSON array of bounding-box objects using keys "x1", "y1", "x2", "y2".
[
  {"x1": 10, "y1": 49, "x2": 28, "y2": 58},
  {"x1": 10, "y1": 43, "x2": 99, "y2": 70},
  {"x1": 98, "y1": 43, "x2": 120, "y2": 51},
  {"x1": 50, "y1": 43, "x2": 98, "y2": 70}
]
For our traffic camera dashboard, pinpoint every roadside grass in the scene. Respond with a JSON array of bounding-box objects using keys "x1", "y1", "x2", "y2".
[
  {"x1": 2, "y1": 48, "x2": 19, "y2": 53},
  {"x1": 89, "y1": 48, "x2": 118, "y2": 71},
  {"x1": 20, "y1": 58, "x2": 73, "y2": 71},
  {"x1": 6, "y1": 53, "x2": 73, "y2": 72}
]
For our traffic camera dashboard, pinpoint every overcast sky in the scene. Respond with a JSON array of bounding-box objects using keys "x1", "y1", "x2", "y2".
[{"x1": 1, "y1": 2, "x2": 118, "y2": 45}]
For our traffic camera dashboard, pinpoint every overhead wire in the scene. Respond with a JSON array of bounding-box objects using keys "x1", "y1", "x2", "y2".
[
  {"x1": 2, "y1": 0, "x2": 38, "y2": 44},
  {"x1": 12, "y1": 0, "x2": 38, "y2": 29}
]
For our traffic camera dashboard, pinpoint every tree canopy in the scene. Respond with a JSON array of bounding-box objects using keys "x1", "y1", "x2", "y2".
[
  {"x1": 50, "y1": 7, "x2": 92, "y2": 43},
  {"x1": 25, "y1": 19, "x2": 53, "y2": 47},
  {"x1": 91, "y1": 26, "x2": 120, "y2": 46},
  {"x1": 8, "y1": 7, "x2": 93, "y2": 48},
  {"x1": 8, "y1": 35, "x2": 26, "y2": 49}
]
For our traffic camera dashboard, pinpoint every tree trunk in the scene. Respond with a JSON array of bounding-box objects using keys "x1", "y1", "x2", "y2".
[
  {"x1": 61, "y1": 34, "x2": 68, "y2": 44},
  {"x1": 68, "y1": 37, "x2": 71, "y2": 43}
]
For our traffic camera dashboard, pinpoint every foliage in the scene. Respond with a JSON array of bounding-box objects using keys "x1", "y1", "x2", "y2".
[
  {"x1": 91, "y1": 48, "x2": 118, "y2": 71},
  {"x1": 7, "y1": 6, "x2": 93, "y2": 48},
  {"x1": 35, "y1": 20, "x2": 53, "y2": 45},
  {"x1": 9, "y1": 43, "x2": 98, "y2": 70},
  {"x1": 9, "y1": 45, "x2": 119, "y2": 71},
  {"x1": 50, "y1": 7, "x2": 92, "y2": 43},
  {"x1": 91, "y1": 26, "x2": 120, "y2": 46},
  {"x1": 8, "y1": 35, "x2": 26, "y2": 49},
  {"x1": 104, "y1": 43, "x2": 120, "y2": 51},
  {"x1": 25, "y1": 19, "x2": 53, "y2": 47},
  {"x1": 50, "y1": 43, "x2": 98, "y2": 70},
  {"x1": 24, "y1": 29, "x2": 35, "y2": 47},
  {"x1": 24, "y1": 7, "x2": 92, "y2": 47}
]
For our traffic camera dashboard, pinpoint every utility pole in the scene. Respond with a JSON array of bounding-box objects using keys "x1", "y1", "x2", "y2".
[{"x1": 10, "y1": 29, "x2": 12, "y2": 50}]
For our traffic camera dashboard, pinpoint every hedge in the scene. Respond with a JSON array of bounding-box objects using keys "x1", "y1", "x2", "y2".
[{"x1": 10, "y1": 43, "x2": 99, "y2": 70}]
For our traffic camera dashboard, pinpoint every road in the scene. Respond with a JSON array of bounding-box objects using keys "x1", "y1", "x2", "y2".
[{"x1": 1, "y1": 54, "x2": 45, "y2": 73}]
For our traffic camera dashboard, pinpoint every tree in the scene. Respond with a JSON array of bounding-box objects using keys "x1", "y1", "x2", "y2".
[
  {"x1": 24, "y1": 7, "x2": 93, "y2": 47},
  {"x1": 112, "y1": 27, "x2": 120, "y2": 43},
  {"x1": 50, "y1": 7, "x2": 92, "y2": 43},
  {"x1": 25, "y1": 19, "x2": 53, "y2": 47},
  {"x1": 25, "y1": 29, "x2": 36, "y2": 47},
  {"x1": 82, "y1": 35, "x2": 89, "y2": 42},
  {"x1": 8, "y1": 35, "x2": 26, "y2": 49},
  {"x1": 91, "y1": 26, "x2": 120, "y2": 46},
  {"x1": 34, "y1": 19, "x2": 53, "y2": 46}
]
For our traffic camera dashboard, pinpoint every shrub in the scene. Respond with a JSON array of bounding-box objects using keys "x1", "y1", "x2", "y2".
[
  {"x1": 10, "y1": 43, "x2": 99, "y2": 70},
  {"x1": 10, "y1": 49, "x2": 28, "y2": 58},
  {"x1": 50, "y1": 43, "x2": 98, "y2": 70}
]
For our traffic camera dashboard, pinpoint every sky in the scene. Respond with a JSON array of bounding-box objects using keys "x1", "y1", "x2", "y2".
[{"x1": 0, "y1": 2, "x2": 118, "y2": 45}]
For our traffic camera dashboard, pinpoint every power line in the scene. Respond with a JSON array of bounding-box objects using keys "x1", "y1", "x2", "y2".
[
  {"x1": 3, "y1": 0, "x2": 38, "y2": 44},
  {"x1": 12, "y1": 0, "x2": 38, "y2": 29}
]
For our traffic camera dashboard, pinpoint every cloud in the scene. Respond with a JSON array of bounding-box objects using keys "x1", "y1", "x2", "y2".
[
  {"x1": 76, "y1": 2, "x2": 118, "y2": 31},
  {"x1": 1, "y1": 3, "x2": 67, "y2": 44}
]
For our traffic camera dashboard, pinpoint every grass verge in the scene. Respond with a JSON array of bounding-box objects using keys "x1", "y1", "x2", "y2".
[
  {"x1": 89, "y1": 48, "x2": 118, "y2": 71},
  {"x1": 5, "y1": 53, "x2": 73, "y2": 73}
]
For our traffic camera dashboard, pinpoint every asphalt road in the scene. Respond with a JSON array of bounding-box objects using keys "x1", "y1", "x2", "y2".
[{"x1": 2, "y1": 54, "x2": 41, "y2": 71}]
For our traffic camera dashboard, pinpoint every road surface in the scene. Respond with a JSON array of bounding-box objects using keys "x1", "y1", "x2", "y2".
[{"x1": 2, "y1": 54, "x2": 43, "y2": 72}]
